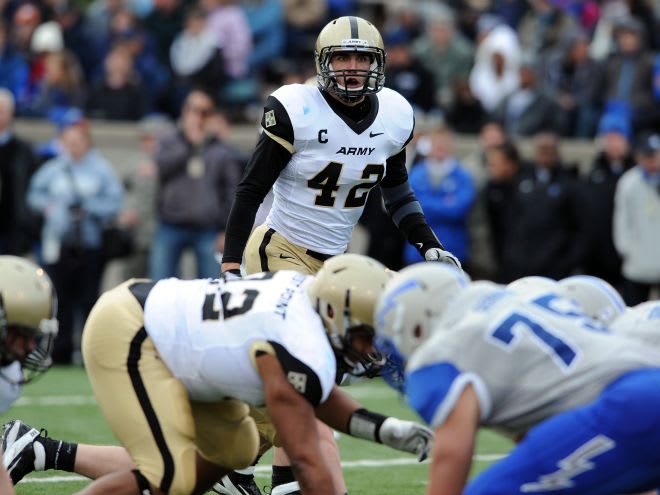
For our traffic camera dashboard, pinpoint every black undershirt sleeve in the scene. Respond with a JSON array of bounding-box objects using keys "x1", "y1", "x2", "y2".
[
  {"x1": 379, "y1": 149, "x2": 443, "y2": 256},
  {"x1": 222, "y1": 133, "x2": 292, "y2": 263}
]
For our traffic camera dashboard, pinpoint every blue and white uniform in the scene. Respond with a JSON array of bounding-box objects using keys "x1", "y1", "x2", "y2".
[{"x1": 406, "y1": 281, "x2": 660, "y2": 494}]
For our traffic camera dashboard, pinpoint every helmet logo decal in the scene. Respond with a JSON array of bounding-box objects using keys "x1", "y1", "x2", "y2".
[{"x1": 340, "y1": 38, "x2": 369, "y2": 48}]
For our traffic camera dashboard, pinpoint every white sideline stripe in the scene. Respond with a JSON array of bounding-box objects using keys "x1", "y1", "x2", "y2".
[
  {"x1": 14, "y1": 387, "x2": 390, "y2": 406},
  {"x1": 14, "y1": 395, "x2": 97, "y2": 406},
  {"x1": 22, "y1": 455, "x2": 507, "y2": 484}
]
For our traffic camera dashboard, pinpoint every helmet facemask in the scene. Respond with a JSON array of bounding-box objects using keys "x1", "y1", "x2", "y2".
[
  {"x1": 314, "y1": 293, "x2": 386, "y2": 378},
  {"x1": 315, "y1": 43, "x2": 386, "y2": 103}
]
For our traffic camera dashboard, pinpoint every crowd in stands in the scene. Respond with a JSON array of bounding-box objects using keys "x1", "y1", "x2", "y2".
[
  {"x1": 1, "y1": 0, "x2": 660, "y2": 363},
  {"x1": 0, "y1": 0, "x2": 657, "y2": 134}
]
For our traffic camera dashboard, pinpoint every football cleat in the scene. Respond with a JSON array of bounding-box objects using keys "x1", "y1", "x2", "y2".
[
  {"x1": 211, "y1": 471, "x2": 262, "y2": 495},
  {"x1": 1, "y1": 420, "x2": 46, "y2": 484},
  {"x1": 270, "y1": 481, "x2": 301, "y2": 495}
]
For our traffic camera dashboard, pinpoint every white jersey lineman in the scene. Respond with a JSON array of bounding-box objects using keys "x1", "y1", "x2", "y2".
[
  {"x1": 406, "y1": 281, "x2": 660, "y2": 437},
  {"x1": 143, "y1": 270, "x2": 337, "y2": 407},
  {"x1": 0, "y1": 363, "x2": 23, "y2": 413},
  {"x1": 610, "y1": 300, "x2": 660, "y2": 347}
]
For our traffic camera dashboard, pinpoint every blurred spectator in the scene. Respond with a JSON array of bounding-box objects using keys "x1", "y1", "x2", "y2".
[
  {"x1": 404, "y1": 126, "x2": 476, "y2": 267},
  {"x1": 594, "y1": 16, "x2": 658, "y2": 135},
  {"x1": 0, "y1": 89, "x2": 40, "y2": 255},
  {"x1": 150, "y1": 89, "x2": 243, "y2": 280},
  {"x1": 11, "y1": 3, "x2": 41, "y2": 58},
  {"x1": 461, "y1": 120, "x2": 509, "y2": 186},
  {"x1": 468, "y1": 14, "x2": 521, "y2": 113},
  {"x1": 24, "y1": 50, "x2": 86, "y2": 118},
  {"x1": 589, "y1": 0, "x2": 631, "y2": 60},
  {"x1": 0, "y1": 18, "x2": 29, "y2": 104},
  {"x1": 86, "y1": 44, "x2": 147, "y2": 121},
  {"x1": 55, "y1": 0, "x2": 103, "y2": 81},
  {"x1": 27, "y1": 116, "x2": 124, "y2": 364},
  {"x1": 482, "y1": 140, "x2": 523, "y2": 281},
  {"x1": 242, "y1": 0, "x2": 285, "y2": 75},
  {"x1": 543, "y1": 29, "x2": 600, "y2": 138},
  {"x1": 170, "y1": 7, "x2": 225, "y2": 95},
  {"x1": 492, "y1": 0, "x2": 529, "y2": 29},
  {"x1": 281, "y1": 0, "x2": 327, "y2": 62},
  {"x1": 460, "y1": 121, "x2": 508, "y2": 280},
  {"x1": 383, "y1": 28, "x2": 438, "y2": 115},
  {"x1": 445, "y1": 77, "x2": 486, "y2": 134},
  {"x1": 86, "y1": 0, "x2": 126, "y2": 41},
  {"x1": 517, "y1": 0, "x2": 577, "y2": 58},
  {"x1": 412, "y1": 3, "x2": 474, "y2": 111},
  {"x1": 582, "y1": 113, "x2": 635, "y2": 290},
  {"x1": 118, "y1": 115, "x2": 175, "y2": 279},
  {"x1": 492, "y1": 54, "x2": 559, "y2": 136},
  {"x1": 498, "y1": 132, "x2": 588, "y2": 281},
  {"x1": 104, "y1": 11, "x2": 171, "y2": 114},
  {"x1": 613, "y1": 133, "x2": 660, "y2": 305},
  {"x1": 201, "y1": 0, "x2": 252, "y2": 81},
  {"x1": 142, "y1": 0, "x2": 184, "y2": 66}
]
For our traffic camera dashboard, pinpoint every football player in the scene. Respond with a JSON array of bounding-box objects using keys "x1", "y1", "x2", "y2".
[
  {"x1": 375, "y1": 262, "x2": 660, "y2": 494},
  {"x1": 220, "y1": 16, "x2": 458, "y2": 279},
  {"x1": 3, "y1": 254, "x2": 433, "y2": 495},
  {"x1": 219, "y1": 15, "x2": 459, "y2": 494},
  {"x1": 0, "y1": 256, "x2": 58, "y2": 495}
]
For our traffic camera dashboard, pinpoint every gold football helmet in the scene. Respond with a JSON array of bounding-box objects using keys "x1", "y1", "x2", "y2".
[
  {"x1": 314, "y1": 16, "x2": 386, "y2": 103},
  {"x1": 0, "y1": 256, "x2": 58, "y2": 382},
  {"x1": 307, "y1": 253, "x2": 391, "y2": 375}
]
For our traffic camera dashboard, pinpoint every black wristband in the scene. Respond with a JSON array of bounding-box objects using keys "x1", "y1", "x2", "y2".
[
  {"x1": 347, "y1": 408, "x2": 388, "y2": 443},
  {"x1": 226, "y1": 269, "x2": 241, "y2": 276}
]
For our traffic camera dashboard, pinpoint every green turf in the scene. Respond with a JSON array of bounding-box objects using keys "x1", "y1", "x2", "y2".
[{"x1": 1, "y1": 366, "x2": 514, "y2": 494}]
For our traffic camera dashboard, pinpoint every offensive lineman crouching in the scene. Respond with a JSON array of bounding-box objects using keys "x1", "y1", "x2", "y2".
[{"x1": 2, "y1": 254, "x2": 432, "y2": 495}]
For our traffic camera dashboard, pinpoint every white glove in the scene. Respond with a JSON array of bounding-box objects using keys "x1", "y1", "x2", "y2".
[
  {"x1": 379, "y1": 417, "x2": 434, "y2": 462},
  {"x1": 425, "y1": 247, "x2": 462, "y2": 270},
  {"x1": 221, "y1": 270, "x2": 242, "y2": 281}
]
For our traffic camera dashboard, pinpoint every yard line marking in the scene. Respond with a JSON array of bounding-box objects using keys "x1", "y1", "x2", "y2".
[
  {"x1": 14, "y1": 395, "x2": 97, "y2": 406},
  {"x1": 22, "y1": 454, "x2": 508, "y2": 483}
]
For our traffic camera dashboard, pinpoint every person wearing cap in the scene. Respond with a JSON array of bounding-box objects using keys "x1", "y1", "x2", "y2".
[
  {"x1": 581, "y1": 113, "x2": 635, "y2": 290},
  {"x1": 613, "y1": 133, "x2": 660, "y2": 305}
]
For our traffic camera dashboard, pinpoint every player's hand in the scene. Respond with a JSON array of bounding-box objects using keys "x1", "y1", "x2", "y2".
[
  {"x1": 425, "y1": 247, "x2": 462, "y2": 271},
  {"x1": 379, "y1": 417, "x2": 434, "y2": 462}
]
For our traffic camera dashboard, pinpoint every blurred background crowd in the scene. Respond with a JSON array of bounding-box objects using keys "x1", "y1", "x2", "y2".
[{"x1": 1, "y1": 0, "x2": 660, "y2": 364}]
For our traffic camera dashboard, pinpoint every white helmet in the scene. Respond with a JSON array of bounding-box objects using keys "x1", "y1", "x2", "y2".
[
  {"x1": 374, "y1": 262, "x2": 470, "y2": 390},
  {"x1": 506, "y1": 276, "x2": 559, "y2": 301},
  {"x1": 557, "y1": 275, "x2": 626, "y2": 325}
]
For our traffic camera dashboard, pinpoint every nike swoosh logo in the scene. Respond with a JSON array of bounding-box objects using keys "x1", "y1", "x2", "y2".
[
  {"x1": 369, "y1": 131, "x2": 384, "y2": 138},
  {"x1": 415, "y1": 243, "x2": 424, "y2": 249},
  {"x1": 279, "y1": 254, "x2": 294, "y2": 259}
]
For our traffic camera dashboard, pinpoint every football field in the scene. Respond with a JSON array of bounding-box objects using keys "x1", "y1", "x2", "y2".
[{"x1": 1, "y1": 367, "x2": 514, "y2": 494}]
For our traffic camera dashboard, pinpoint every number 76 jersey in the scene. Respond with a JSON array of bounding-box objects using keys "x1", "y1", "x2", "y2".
[
  {"x1": 405, "y1": 282, "x2": 660, "y2": 437},
  {"x1": 264, "y1": 83, "x2": 414, "y2": 255}
]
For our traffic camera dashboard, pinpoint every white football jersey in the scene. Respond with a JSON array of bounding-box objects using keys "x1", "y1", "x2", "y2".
[
  {"x1": 610, "y1": 301, "x2": 660, "y2": 347},
  {"x1": 143, "y1": 271, "x2": 337, "y2": 406},
  {"x1": 0, "y1": 362, "x2": 23, "y2": 413},
  {"x1": 265, "y1": 84, "x2": 414, "y2": 255},
  {"x1": 406, "y1": 282, "x2": 660, "y2": 437}
]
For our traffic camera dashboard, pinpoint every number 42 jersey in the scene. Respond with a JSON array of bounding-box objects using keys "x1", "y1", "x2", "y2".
[
  {"x1": 406, "y1": 282, "x2": 660, "y2": 437},
  {"x1": 143, "y1": 271, "x2": 337, "y2": 407},
  {"x1": 264, "y1": 83, "x2": 414, "y2": 255}
]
